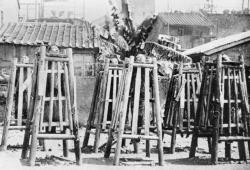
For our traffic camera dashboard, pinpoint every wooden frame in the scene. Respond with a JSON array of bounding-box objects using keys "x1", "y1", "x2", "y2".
[
  {"x1": 82, "y1": 60, "x2": 123, "y2": 153},
  {"x1": 189, "y1": 55, "x2": 250, "y2": 164},
  {"x1": 21, "y1": 46, "x2": 81, "y2": 166},
  {"x1": 104, "y1": 56, "x2": 164, "y2": 166},
  {"x1": 0, "y1": 58, "x2": 33, "y2": 151}
]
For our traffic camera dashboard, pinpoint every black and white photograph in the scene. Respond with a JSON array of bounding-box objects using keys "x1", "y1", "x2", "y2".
[{"x1": 0, "y1": 0, "x2": 250, "y2": 169}]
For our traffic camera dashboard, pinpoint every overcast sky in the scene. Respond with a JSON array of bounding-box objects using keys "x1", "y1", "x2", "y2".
[
  {"x1": 20, "y1": 0, "x2": 246, "y2": 21},
  {"x1": 84, "y1": 0, "x2": 245, "y2": 20}
]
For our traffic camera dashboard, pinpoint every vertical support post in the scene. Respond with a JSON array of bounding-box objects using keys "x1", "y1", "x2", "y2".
[
  {"x1": 94, "y1": 59, "x2": 109, "y2": 153},
  {"x1": 152, "y1": 58, "x2": 164, "y2": 166},
  {"x1": 0, "y1": 58, "x2": 17, "y2": 151},
  {"x1": 28, "y1": 45, "x2": 46, "y2": 166},
  {"x1": 17, "y1": 67, "x2": 24, "y2": 126},
  {"x1": 21, "y1": 60, "x2": 38, "y2": 159},
  {"x1": 114, "y1": 56, "x2": 134, "y2": 165},
  {"x1": 211, "y1": 55, "x2": 222, "y2": 165},
  {"x1": 67, "y1": 48, "x2": 81, "y2": 165}
]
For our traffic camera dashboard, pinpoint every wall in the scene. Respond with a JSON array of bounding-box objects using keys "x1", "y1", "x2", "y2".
[
  {"x1": 0, "y1": 45, "x2": 98, "y2": 124},
  {"x1": 0, "y1": 0, "x2": 19, "y2": 24}
]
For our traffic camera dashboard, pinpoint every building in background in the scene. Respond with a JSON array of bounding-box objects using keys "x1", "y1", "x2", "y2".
[
  {"x1": 0, "y1": 21, "x2": 102, "y2": 124},
  {"x1": 0, "y1": 0, "x2": 20, "y2": 25},
  {"x1": 146, "y1": 12, "x2": 215, "y2": 49}
]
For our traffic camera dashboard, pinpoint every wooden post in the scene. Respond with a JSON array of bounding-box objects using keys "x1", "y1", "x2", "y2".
[
  {"x1": 0, "y1": 58, "x2": 17, "y2": 151},
  {"x1": 28, "y1": 45, "x2": 46, "y2": 166},
  {"x1": 21, "y1": 60, "x2": 38, "y2": 159},
  {"x1": 82, "y1": 73, "x2": 101, "y2": 148},
  {"x1": 211, "y1": 55, "x2": 222, "y2": 165},
  {"x1": 152, "y1": 58, "x2": 164, "y2": 166},
  {"x1": 67, "y1": 48, "x2": 81, "y2": 165},
  {"x1": 94, "y1": 59, "x2": 109, "y2": 153},
  {"x1": 114, "y1": 56, "x2": 134, "y2": 165}
]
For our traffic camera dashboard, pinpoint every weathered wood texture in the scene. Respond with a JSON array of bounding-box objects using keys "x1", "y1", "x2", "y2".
[
  {"x1": 104, "y1": 56, "x2": 164, "y2": 166},
  {"x1": 82, "y1": 60, "x2": 123, "y2": 153},
  {"x1": 0, "y1": 59, "x2": 33, "y2": 151},
  {"x1": 189, "y1": 55, "x2": 250, "y2": 164},
  {"x1": 21, "y1": 46, "x2": 81, "y2": 166},
  {"x1": 163, "y1": 63, "x2": 202, "y2": 153}
]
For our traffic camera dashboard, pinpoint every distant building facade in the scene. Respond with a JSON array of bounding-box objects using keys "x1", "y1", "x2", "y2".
[{"x1": 147, "y1": 12, "x2": 215, "y2": 49}]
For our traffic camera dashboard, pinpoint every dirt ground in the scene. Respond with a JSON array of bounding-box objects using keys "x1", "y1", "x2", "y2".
[{"x1": 0, "y1": 127, "x2": 250, "y2": 170}]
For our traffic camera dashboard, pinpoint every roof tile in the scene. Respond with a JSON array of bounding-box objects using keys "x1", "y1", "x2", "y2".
[
  {"x1": 0, "y1": 21, "x2": 99, "y2": 49},
  {"x1": 159, "y1": 12, "x2": 213, "y2": 27}
]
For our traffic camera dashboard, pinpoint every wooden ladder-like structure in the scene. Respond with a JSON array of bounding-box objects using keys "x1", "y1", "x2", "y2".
[
  {"x1": 104, "y1": 56, "x2": 164, "y2": 166},
  {"x1": 0, "y1": 58, "x2": 33, "y2": 150},
  {"x1": 189, "y1": 55, "x2": 250, "y2": 164},
  {"x1": 21, "y1": 46, "x2": 81, "y2": 166},
  {"x1": 82, "y1": 59, "x2": 123, "y2": 153},
  {"x1": 163, "y1": 63, "x2": 202, "y2": 153}
]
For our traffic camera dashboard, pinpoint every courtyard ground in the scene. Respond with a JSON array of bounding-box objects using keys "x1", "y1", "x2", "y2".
[{"x1": 0, "y1": 127, "x2": 250, "y2": 170}]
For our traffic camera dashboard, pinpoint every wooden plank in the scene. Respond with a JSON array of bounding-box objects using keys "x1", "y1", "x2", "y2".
[
  {"x1": 144, "y1": 67, "x2": 150, "y2": 157},
  {"x1": 57, "y1": 62, "x2": 63, "y2": 131},
  {"x1": 187, "y1": 73, "x2": 191, "y2": 131},
  {"x1": 152, "y1": 58, "x2": 164, "y2": 166},
  {"x1": 21, "y1": 59, "x2": 38, "y2": 159},
  {"x1": 0, "y1": 58, "x2": 17, "y2": 150},
  {"x1": 131, "y1": 67, "x2": 141, "y2": 135},
  {"x1": 220, "y1": 67, "x2": 225, "y2": 134},
  {"x1": 233, "y1": 69, "x2": 239, "y2": 134},
  {"x1": 114, "y1": 57, "x2": 134, "y2": 165},
  {"x1": 204, "y1": 66, "x2": 214, "y2": 128},
  {"x1": 63, "y1": 63, "x2": 73, "y2": 131},
  {"x1": 39, "y1": 61, "x2": 48, "y2": 132},
  {"x1": 102, "y1": 70, "x2": 112, "y2": 129},
  {"x1": 27, "y1": 67, "x2": 32, "y2": 109},
  {"x1": 179, "y1": 73, "x2": 185, "y2": 131},
  {"x1": 17, "y1": 67, "x2": 24, "y2": 126},
  {"x1": 94, "y1": 59, "x2": 110, "y2": 153},
  {"x1": 104, "y1": 65, "x2": 126, "y2": 158},
  {"x1": 191, "y1": 73, "x2": 197, "y2": 117},
  {"x1": 227, "y1": 68, "x2": 232, "y2": 135},
  {"x1": 112, "y1": 70, "x2": 117, "y2": 113},
  {"x1": 48, "y1": 62, "x2": 55, "y2": 132},
  {"x1": 28, "y1": 45, "x2": 46, "y2": 166},
  {"x1": 37, "y1": 134, "x2": 75, "y2": 140}
]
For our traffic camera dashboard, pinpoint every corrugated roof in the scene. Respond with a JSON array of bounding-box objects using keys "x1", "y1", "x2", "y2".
[
  {"x1": 0, "y1": 22, "x2": 100, "y2": 49},
  {"x1": 183, "y1": 30, "x2": 250, "y2": 56},
  {"x1": 159, "y1": 12, "x2": 213, "y2": 27}
]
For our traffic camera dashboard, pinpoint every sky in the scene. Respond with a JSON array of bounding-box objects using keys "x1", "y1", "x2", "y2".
[
  {"x1": 85, "y1": 0, "x2": 246, "y2": 20},
  {"x1": 156, "y1": 0, "x2": 245, "y2": 13},
  {"x1": 19, "y1": 0, "x2": 246, "y2": 21}
]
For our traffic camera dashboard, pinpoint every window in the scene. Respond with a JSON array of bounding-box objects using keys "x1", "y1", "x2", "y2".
[
  {"x1": 177, "y1": 28, "x2": 184, "y2": 36},
  {"x1": 73, "y1": 53, "x2": 96, "y2": 77}
]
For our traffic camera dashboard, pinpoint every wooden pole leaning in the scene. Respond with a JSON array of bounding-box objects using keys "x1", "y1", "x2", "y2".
[
  {"x1": 21, "y1": 46, "x2": 81, "y2": 166},
  {"x1": 189, "y1": 55, "x2": 250, "y2": 164},
  {"x1": 104, "y1": 56, "x2": 164, "y2": 166},
  {"x1": 82, "y1": 59, "x2": 123, "y2": 153},
  {"x1": 0, "y1": 58, "x2": 33, "y2": 151},
  {"x1": 163, "y1": 63, "x2": 202, "y2": 153}
]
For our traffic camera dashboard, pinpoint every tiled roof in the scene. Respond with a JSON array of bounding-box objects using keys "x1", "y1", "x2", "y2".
[
  {"x1": 159, "y1": 12, "x2": 213, "y2": 27},
  {"x1": 183, "y1": 30, "x2": 250, "y2": 56},
  {"x1": 0, "y1": 22, "x2": 100, "y2": 49}
]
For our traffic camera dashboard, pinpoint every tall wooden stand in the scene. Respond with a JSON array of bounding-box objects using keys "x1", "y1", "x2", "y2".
[
  {"x1": 82, "y1": 60, "x2": 123, "y2": 153},
  {"x1": 21, "y1": 46, "x2": 81, "y2": 166},
  {"x1": 104, "y1": 56, "x2": 164, "y2": 166},
  {"x1": 163, "y1": 63, "x2": 202, "y2": 153},
  {"x1": 0, "y1": 59, "x2": 33, "y2": 151},
  {"x1": 189, "y1": 55, "x2": 250, "y2": 164}
]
